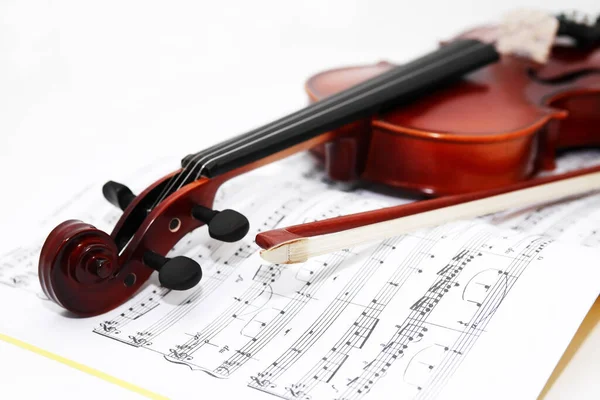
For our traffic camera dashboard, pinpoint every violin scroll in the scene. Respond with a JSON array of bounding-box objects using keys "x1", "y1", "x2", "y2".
[
  {"x1": 38, "y1": 166, "x2": 253, "y2": 316},
  {"x1": 39, "y1": 220, "x2": 124, "y2": 316},
  {"x1": 38, "y1": 218, "x2": 204, "y2": 315}
]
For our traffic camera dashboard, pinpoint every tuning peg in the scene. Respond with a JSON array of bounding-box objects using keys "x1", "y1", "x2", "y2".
[
  {"x1": 102, "y1": 181, "x2": 136, "y2": 210},
  {"x1": 191, "y1": 205, "x2": 249, "y2": 242},
  {"x1": 143, "y1": 251, "x2": 202, "y2": 291}
]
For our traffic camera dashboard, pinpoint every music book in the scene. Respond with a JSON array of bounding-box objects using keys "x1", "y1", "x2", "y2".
[{"x1": 1, "y1": 150, "x2": 599, "y2": 400}]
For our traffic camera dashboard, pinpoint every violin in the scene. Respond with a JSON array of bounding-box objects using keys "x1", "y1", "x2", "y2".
[{"x1": 38, "y1": 10, "x2": 600, "y2": 317}]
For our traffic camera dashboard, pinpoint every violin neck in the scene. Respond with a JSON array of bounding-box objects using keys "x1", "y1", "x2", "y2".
[{"x1": 182, "y1": 39, "x2": 499, "y2": 180}]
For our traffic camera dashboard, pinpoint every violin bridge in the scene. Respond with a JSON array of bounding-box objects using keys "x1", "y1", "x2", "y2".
[{"x1": 496, "y1": 8, "x2": 559, "y2": 64}]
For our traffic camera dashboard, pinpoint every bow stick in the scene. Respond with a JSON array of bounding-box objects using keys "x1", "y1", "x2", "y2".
[{"x1": 256, "y1": 165, "x2": 600, "y2": 264}]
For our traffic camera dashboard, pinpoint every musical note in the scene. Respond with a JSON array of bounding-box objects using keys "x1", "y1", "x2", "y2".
[{"x1": 6, "y1": 150, "x2": 600, "y2": 400}]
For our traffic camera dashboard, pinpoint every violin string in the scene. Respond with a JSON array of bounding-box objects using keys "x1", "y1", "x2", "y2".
[
  {"x1": 178, "y1": 41, "x2": 474, "y2": 183},
  {"x1": 156, "y1": 41, "x2": 487, "y2": 208},
  {"x1": 151, "y1": 40, "x2": 488, "y2": 209},
  {"x1": 147, "y1": 57, "x2": 419, "y2": 210},
  {"x1": 150, "y1": 41, "x2": 482, "y2": 210},
  {"x1": 150, "y1": 170, "x2": 184, "y2": 210},
  {"x1": 190, "y1": 42, "x2": 488, "y2": 181},
  {"x1": 147, "y1": 42, "x2": 473, "y2": 209}
]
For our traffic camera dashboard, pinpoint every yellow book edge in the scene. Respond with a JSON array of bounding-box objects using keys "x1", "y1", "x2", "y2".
[
  {"x1": 538, "y1": 296, "x2": 600, "y2": 399},
  {"x1": 0, "y1": 332, "x2": 168, "y2": 400}
]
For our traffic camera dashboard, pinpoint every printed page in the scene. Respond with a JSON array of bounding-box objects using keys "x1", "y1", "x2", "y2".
[{"x1": 0, "y1": 151, "x2": 599, "y2": 400}]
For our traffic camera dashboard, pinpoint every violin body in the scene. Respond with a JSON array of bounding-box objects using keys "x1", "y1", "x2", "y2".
[{"x1": 308, "y1": 33, "x2": 600, "y2": 195}]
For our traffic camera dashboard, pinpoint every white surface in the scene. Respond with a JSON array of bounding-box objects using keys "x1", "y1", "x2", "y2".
[{"x1": 0, "y1": 1, "x2": 599, "y2": 399}]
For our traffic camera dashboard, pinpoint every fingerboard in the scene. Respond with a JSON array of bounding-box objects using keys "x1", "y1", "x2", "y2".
[{"x1": 182, "y1": 39, "x2": 499, "y2": 180}]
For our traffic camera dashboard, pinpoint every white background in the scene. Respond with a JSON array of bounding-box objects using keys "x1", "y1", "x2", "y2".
[{"x1": 0, "y1": 0, "x2": 598, "y2": 399}]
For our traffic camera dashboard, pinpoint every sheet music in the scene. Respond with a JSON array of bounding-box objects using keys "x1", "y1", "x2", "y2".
[{"x1": 0, "y1": 150, "x2": 599, "y2": 400}]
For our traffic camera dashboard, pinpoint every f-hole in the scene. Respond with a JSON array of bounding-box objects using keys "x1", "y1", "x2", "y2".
[{"x1": 527, "y1": 67, "x2": 600, "y2": 85}]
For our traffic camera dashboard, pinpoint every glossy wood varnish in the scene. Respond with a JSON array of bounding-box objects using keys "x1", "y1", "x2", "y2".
[
  {"x1": 306, "y1": 46, "x2": 600, "y2": 196},
  {"x1": 255, "y1": 163, "x2": 600, "y2": 250},
  {"x1": 39, "y1": 28, "x2": 600, "y2": 316},
  {"x1": 39, "y1": 130, "x2": 340, "y2": 316}
]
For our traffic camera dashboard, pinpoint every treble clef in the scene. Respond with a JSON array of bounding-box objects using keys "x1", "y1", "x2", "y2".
[
  {"x1": 250, "y1": 375, "x2": 276, "y2": 389},
  {"x1": 99, "y1": 321, "x2": 120, "y2": 334},
  {"x1": 128, "y1": 335, "x2": 152, "y2": 346},
  {"x1": 168, "y1": 348, "x2": 192, "y2": 360},
  {"x1": 286, "y1": 384, "x2": 312, "y2": 399}
]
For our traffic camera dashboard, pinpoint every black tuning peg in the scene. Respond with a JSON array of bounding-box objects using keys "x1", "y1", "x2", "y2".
[
  {"x1": 103, "y1": 181, "x2": 136, "y2": 211},
  {"x1": 143, "y1": 251, "x2": 202, "y2": 291},
  {"x1": 191, "y1": 205, "x2": 249, "y2": 242}
]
